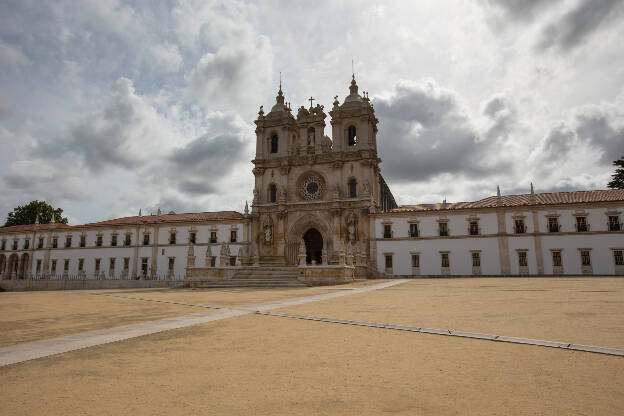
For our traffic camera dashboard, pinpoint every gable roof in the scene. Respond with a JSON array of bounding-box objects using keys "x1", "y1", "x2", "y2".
[{"x1": 392, "y1": 189, "x2": 624, "y2": 213}]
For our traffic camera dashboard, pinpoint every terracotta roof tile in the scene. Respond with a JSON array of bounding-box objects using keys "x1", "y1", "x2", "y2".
[
  {"x1": 392, "y1": 189, "x2": 624, "y2": 213},
  {"x1": 0, "y1": 223, "x2": 73, "y2": 233},
  {"x1": 83, "y1": 211, "x2": 245, "y2": 227}
]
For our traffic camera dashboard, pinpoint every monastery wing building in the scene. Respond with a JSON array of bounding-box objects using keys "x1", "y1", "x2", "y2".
[{"x1": 1, "y1": 77, "x2": 624, "y2": 284}]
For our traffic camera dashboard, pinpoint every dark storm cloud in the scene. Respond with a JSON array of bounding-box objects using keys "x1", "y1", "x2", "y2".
[
  {"x1": 482, "y1": 94, "x2": 518, "y2": 141},
  {"x1": 374, "y1": 81, "x2": 509, "y2": 183},
  {"x1": 574, "y1": 107, "x2": 624, "y2": 163},
  {"x1": 35, "y1": 78, "x2": 146, "y2": 172},
  {"x1": 484, "y1": 0, "x2": 558, "y2": 21},
  {"x1": 536, "y1": 0, "x2": 624, "y2": 52}
]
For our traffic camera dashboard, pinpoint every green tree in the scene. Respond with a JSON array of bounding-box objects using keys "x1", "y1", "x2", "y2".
[
  {"x1": 608, "y1": 157, "x2": 624, "y2": 189},
  {"x1": 3, "y1": 200, "x2": 69, "y2": 227}
]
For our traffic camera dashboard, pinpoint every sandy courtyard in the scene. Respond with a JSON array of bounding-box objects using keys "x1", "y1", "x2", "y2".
[{"x1": 1, "y1": 277, "x2": 623, "y2": 415}]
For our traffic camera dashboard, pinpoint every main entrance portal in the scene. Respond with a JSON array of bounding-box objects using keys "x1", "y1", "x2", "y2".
[{"x1": 303, "y1": 228, "x2": 323, "y2": 265}]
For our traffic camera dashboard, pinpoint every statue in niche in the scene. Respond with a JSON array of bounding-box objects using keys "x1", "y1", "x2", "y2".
[
  {"x1": 263, "y1": 216, "x2": 273, "y2": 245},
  {"x1": 363, "y1": 180, "x2": 370, "y2": 196},
  {"x1": 279, "y1": 185, "x2": 287, "y2": 201},
  {"x1": 253, "y1": 188, "x2": 259, "y2": 204},
  {"x1": 307, "y1": 129, "x2": 314, "y2": 146},
  {"x1": 346, "y1": 211, "x2": 357, "y2": 242}
]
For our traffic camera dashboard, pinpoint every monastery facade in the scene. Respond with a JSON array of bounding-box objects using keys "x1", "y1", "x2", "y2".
[{"x1": 1, "y1": 77, "x2": 623, "y2": 283}]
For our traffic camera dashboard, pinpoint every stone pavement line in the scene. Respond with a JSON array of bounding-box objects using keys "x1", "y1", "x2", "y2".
[
  {"x1": 0, "y1": 279, "x2": 407, "y2": 367},
  {"x1": 256, "y1": 312, "x2": 624, "y2": 357}
]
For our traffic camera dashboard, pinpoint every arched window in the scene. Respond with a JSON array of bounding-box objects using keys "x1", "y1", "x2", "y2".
[
  {"x1": 270, "y1": 134, "x2": 278, "y2": 153},
  {"x1": 347, "y1": 125, "x2": 357, "y2": 146},
  {"x1": 348, "y1": 178, "x2": 357, "y2": 198},
  {"x1": 307, "y1": 127, "x2": 315, "y2": 145},
  {"x1": 269, "y1": 184, "x2": 277, "y2": 203}
]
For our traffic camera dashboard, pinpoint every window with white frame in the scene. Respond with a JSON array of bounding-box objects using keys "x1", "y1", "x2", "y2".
[
  {"x1": 409, "y1": 223, "x2": 419, "y2": 238},
  {"x1": 123, "y1": 257, "x2": 130, "y2": 270},
  {"x1": 471, "y1": 252, "x2": 481, "y2": 267},
  {"x1": 168, "y1": 257, "x2": 175, "y2": 272},
  {"x1": 63, "y1": 259, "x2": 69, "y2": 272},
  {"x1": 124, "y1": 233, "x2": 131, "y2": 246},
  {"x1": 384, "y1": 254, "x2": 393, "y2": 270},
  {"x1": 518, "y1": 251, "x2": 528, "y2": 267},
  {"x1": 189, "y1": 232, "x2": 196, "y2": 244},
  {"x1": 469, "y1": 221, "x2": 480, "y2": 236},
  {"x1": 169, "y1": 231, "x2": 176, "y2": 244},
  {"x1": 441, "y1": 252, "x2": 450, "y2": 268},
  {"x1": 608, "y1": 215, "x2": 621, "y2": 231},
  {"x1": 111, "y1": 234, "x2": 118, "y2": 246},
  {"x1": 514, "y1": 219, "x2": 526, "y2": 234},
  {"x1": 36, "y1": 259, "x2": 42, "y2": 274},
  {"x1": 52, "y1": 237, "x2": 58, "y2": 248},
  {"x1": 411, "y1": 253, "x2": 420, "y2": 268},
  {"x1": 51, "y1": 260, "x2": 57, "y2": 274},
  {"x1": 575, "y1": 216, "x2": 589, "y2": 232},
  {"x1": 613, "y1": 250, "x2": 623, "y2": 266},
  {"x1": 230, "y1": 230, "x2": 237, "y2": 243},
  {"x1": 143, "y1": 233, "x2": 150, "y2": 245},
  {"x1": 580, "y1": 250, "x2": 591, "y2": 266},
  {"x1": 65, "y1": 235, "x2": 72, "y2": 248},
  {"x1": 110, "y1": 258, "x2": 116, "y2": 272},
  {"x1": 96, "y1": 235, "x2": 103, "y2": 247},
  {"x1": 38, "y1": 237, "x2": 44, "y2": 249},
  {"x1": 23, "y1": 239, "x2": 30, "y2": 249},
  {"x1": 383, "y1": 224, "x2": 392, "y2": 238},
  {"x1": 210, "y1": 231, "x2": 217, "y2": 243},
  {"x1": 78, "y1": 259, "x2": 84, "y2": 271},
  {"x1": 439, "y1": 221, "x2": 449, "y2": 237},
  {"x1": 95, "y1": 258, "x2": 101, "y2": 273},
  {"x1": 80, "y1": 235, "x2": 86, "y2": 247},
  {"x1": 547, "y1": 217, "x2": 560, "y2": 233},
  {"x1": 552, "y1": 251, "x2": 562, "y2": 267}
]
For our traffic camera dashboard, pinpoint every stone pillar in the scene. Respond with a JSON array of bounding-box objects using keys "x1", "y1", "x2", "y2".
[{"x1": 298, "y1": 239, "x2": 307, "y2": 266}]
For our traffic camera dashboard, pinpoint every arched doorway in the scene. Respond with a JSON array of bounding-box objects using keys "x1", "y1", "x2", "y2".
[
  {"x1": 7, "y1": 254, "x2": 19, "y2": 279},
  {"x1": 0, "y1": 255, "x2": 6, "y2": 279},
  {"x1": 18, "y1": 253, "x2": 29, "y2": 279},
  {"x1": 303, "y1": 228, "x2": 323, "y2": 265}
]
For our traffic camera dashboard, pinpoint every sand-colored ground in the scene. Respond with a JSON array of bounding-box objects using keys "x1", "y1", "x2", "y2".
[
  {"x1": 1, "y1": 313, "x2": 622, "y2": 416},
  {"x1": 0, "y1": 290, "x2": 200, "y2": 347},
  {"x1": 277, "y1": 277, "x2": 624, "y2": 348}
]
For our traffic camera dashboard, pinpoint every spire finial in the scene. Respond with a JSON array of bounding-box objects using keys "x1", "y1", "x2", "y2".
[
  {"x1": 50, "y1": 207, "x2": 55, "y2": 224},
  {"x1": 352, "y1": 59, "x2": 354, "y2": 79},
  {"x1": 279, "y1": 71, "x2": 282, "y2": 92},
  {"x1": 244, "y1": 200, "x2": 249, "y2": 215},
  {"x1": 497, "y1": 185, "x2": 501, "y2": 197},
  {"x1": 530, "y1": 182, "x2": 534, "y2": 194}
]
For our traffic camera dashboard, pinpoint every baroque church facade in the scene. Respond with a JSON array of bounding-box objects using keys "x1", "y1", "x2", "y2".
[{"x1": 1, "y1": 76, "x2": 624, "y2": 284}]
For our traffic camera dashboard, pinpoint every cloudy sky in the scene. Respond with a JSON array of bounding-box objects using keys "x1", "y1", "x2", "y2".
[{"x1": 1, "y1": 0, "x2": 623, "y2": 224}]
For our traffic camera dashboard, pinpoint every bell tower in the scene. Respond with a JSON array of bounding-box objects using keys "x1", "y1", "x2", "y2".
[{"x1": 250, "y1": 75, "x2": 395, "y2": 276}]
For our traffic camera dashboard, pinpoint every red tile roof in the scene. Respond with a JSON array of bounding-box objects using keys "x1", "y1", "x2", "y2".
[
  {"x1": 0, "y1": 223, "x2": 73, "y2": 233},
  {"x1": 1, "y1": 211, "x2": 245, "y2": 233},
  {"x1": 392, "y1": 189, "x2": 624, "y2": 213},
  {"x1": 82, "y1": 211, "x2": 245, "y2": 227}
]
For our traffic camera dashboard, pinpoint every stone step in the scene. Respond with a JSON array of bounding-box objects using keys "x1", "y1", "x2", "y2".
[{"x1": 191, "y1": 280, "x2": 307, "y2": 288}]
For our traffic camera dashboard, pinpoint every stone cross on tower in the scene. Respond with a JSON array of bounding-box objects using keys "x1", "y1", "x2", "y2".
[{"x1": 308, "y1": 96, "x2": 315, "y2": 108}]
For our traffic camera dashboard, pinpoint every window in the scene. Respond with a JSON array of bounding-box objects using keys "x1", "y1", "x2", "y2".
[
  {"x1": 143, "y1": 234, "x2": 150, "y2": 245},
  {"x1": 608, "y1": 215, "x2": 621, "y2": 231},
  {"x1": 189, "y1": 232, "x2": 196, "y2": 244},
  {"x1": 552, "y1": 251, "x2": 562, "y2": 267},
  {"x1": 80, "y1": 235, "x2": 86, "y2": 247},
  {"x1": 580, "y1": 250, "x2": 591, "y2": 266},
  {"x1": 514, "y1": 219, "x2": 526, "y2": 234},
  {"x1": 411, "y1": 254, "x2": 420, "y2": 268},
  {"x1": 409, "y1": 223, "x2": 419, "y2": 238},
  {"x1": 269, "y1": 184, "x2": 277, "y2": 203},
  {"x1": 270, "y1": 134, "x2": 278, "y2": 153},
  {"x1": 110, "y1": 258, "x2": 116, "y2": 272},
  {"x1": 469, "y1": 221, "x2": 479, "y2": 236},
  {"x1": 64, "y1": 259, "x2": 69, "y2": 272},
  {"x1": 52, "y1": 237, "x2": 58, "y2": 248},
  {"x1": 0, "y1": 240, "x2": 5, "y2": 251},
  {"x1": 65, "y1": 235, "x2": 72, "y2": 248},
  {"x1": 441, "y1": 253, "x2": 450, "y2": 268},
  {"x1": 547, "y1": 217, "x2": 560, "y2": 233},
  {"x1": 210, "y1": 256, "x2": 216, "y2": 267},
  {"x1": 348, "y1": 179, "x2": 357, "y2": 198},
  {"x1": 383, "y1": 224, "x2": 392, "y2": 238},
  {"x1": 38, "y1": 237, "x2": 44, "y2": 249},
  {"x1": 141, "y1": 258, "x2": 148, "y2": 275},
  {"x1": 614, "y1": 250, "x2": 624, "y2": 266},
  {"x1": 23, "y1": 239, "x2": 30, "y2": 249},
  {"x1": 123, "y1": 257, "x2": 130, "y2": 270},
  {"x1": 51, "y1": 260, "x2": 57, "y2": 274},
  {"x1": 230, "y1": 230, "x2": 237, "y2": 243},
  {"x1": 439, "y1": 222, "x2": 449, "y2": 237},
  {"x1": 229, "y1": 256, "x2": 236, "y2": 266},
  {"x1": 111, "y1": 234, "x2": 117, "y2": 246},
  {"x1": 124, "y1": 234, "x2": 132, "y2": 246},
  {"x1": 96, "y1": 235, "x2": 103, "y2": 247},
  {"x1": 384, "y1": 254, "x2": 393, "y2": 269},
  {"x1": 169, "y1": 232, "x2": 176, "y2": 244},
  {"x1": 472, "y1": 252, "x2": 481, "y2": 267},
  {"x1": 95, "y1": 259, "x2": 101, "y2": 273},
  {"x1": 210, "y1": 231, "x2": 217, "y2": 243},
  {"x1": 575, "y1": 216, "x2": 588, "y2": 232},
  {"x1": 78, "y1": 259, "x2": 84, "y2": 271},
  {"x1": 12, "y1": 240, "x2": 18, "y2": 250},
  {"x1": 518, "y1": 251, "x2": 528, "y2": 267},
  {"x1": 347, "y1": 125, "x2": 357, "y2": 146},
  {"x1": 168, "y1": 257, "x2": 175, "y2": 271},
  {"x1": 36, "y1": 259, "x2": 42, "y2": 274}
]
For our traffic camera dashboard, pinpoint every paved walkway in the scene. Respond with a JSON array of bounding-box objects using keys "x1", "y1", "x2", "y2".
[{"x1": 0, "y1": 280, "x2": 405, "y2": 366}]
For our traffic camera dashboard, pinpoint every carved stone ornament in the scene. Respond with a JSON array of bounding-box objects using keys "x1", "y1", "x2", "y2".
[
  {"x1": 299, "y1": 174, "x2": 325, "y2": 200},
  {"x1": 346, "y1": 211, "x2": 358, "y2": 242},
  {"x1": 263, "y1": 216, "x2": 273, "y2": 246}
]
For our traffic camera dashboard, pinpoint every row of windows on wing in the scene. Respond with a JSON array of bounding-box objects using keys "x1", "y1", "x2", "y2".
[
  {"x1": 381, "y1": 214, "x2": 623, "y2": 238},
  {"x1": 267, "y1": 125, "x2": 358, "y2": 154},
  {"x1": 266, "y1": 179, "x2": 359, "y2": 203},
  {"x1": 25, "y1": 253, "x2": 242, "y2": 278},
  {"x1": 0, "y1": 230, "x2": 238, "y2": 250},
  {"x1": 384, "y1": 249, "x2": 624, "y2": 271}
]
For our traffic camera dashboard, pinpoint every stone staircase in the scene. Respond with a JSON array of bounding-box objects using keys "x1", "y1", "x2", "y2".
[{"x1": 191, "y1": 266, "x2": 307, "y2": 288}]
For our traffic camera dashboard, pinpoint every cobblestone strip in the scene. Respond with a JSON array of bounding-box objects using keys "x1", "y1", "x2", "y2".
[
  {"x1": 0, "y1": 280, "x2": 407, "y2": 367},
  {"x1": 255, "y1": 311, "x2": 624, "y2": 357}
]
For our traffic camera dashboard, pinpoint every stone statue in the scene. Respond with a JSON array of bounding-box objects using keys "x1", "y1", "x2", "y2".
[
  {"x1": 363, "y1": 180, "x2": 370, "y2": 196},
  {"x1": 253, "y1": 188, "x2": 259, "y2": 204},
  {"x1": 263, "y1": 216, "x2": 273, "y2": 245},
  {"x1": 307, "y1": 129, "x2": 314, "y2": 145},
  {"x1": 346, "y1": 211, "x2": 357, "y2": 242}
]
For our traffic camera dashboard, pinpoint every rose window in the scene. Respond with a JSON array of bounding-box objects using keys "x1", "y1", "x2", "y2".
[{"x1": 300, "y1": 175, "x2": 324, "y2": 200}]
